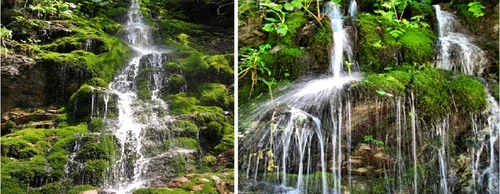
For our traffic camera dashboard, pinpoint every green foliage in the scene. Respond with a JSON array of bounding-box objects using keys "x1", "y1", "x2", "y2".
[
  {"x1": 260, "y1": 2, "x2": 289, "y2": 36},
  {"x1": 467, "y1": 2, "x2": 485, "y2": 17},
  {"x1": 363, "y1": 135, "x2": 385, "y2": 146},
  {"x1": 239, "y1": 44, "x2": 272, "y2": 99},
  {"x1": 215, "y1": 133, "x2": 234, "y2": 154},
  {"x1": 177, "y1": 33, "x2": 189, "y2": 45},
  {"x1": 202, "y1": 155, "x2": 217, "y2": 166}
]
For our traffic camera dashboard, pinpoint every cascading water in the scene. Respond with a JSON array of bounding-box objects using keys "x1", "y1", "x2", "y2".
[
  {"x1": 240, "y1": 2, "x2": 359, "y2": 194},
  {"x1": 433, "y1": 5, "x2": 488, "y2": 75},
  {"x1": 433, "y1": 5, "x2": 499, "y2": 193},
  {"x1": 98, "y1": 0, "x2": 174, "y2": 193}
]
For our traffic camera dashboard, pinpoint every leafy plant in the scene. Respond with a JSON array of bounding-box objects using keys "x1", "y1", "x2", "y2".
[
  {"x1": 239, "y1": 44, "x2": 272, "y2": 99},
  {"x1": 363, "y1": 135, "x2": 385, "y2": 146},
  {"x1": 260, "y1": 2, "x2": 289, "y2": 36},
  {"x1": 344, "y1": 61, "x2": 353, "y2": 76},
  {"x1": 467, "y1": 2, "x2": 485, "y2": 18},
  {"x1": 374, "y1": 0, "x2": 430, "y2": 38}
]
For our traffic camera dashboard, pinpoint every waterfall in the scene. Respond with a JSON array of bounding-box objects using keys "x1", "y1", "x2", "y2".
[
  {"x1": 239, "y1": 2, "x2": 360, "y2": 193},
  {"x1": 433, "y1": 5, "x2": 488, "y2": 75},
  {"x1": 101, "y1": 0, "x2": 173, "y2": 193},
  {"x1": 433, "y1": 5, "x2": 498, "y2": 193}
]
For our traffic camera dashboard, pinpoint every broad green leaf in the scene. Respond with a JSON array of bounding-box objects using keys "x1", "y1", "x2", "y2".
[
  {"x1": 276, "y1": 25, "x2": 288, "y2": 36},
  {"x1": 291, "y1": 0, "x2": 302, "y2": 8},
  {"x1": 262, "y1": 23, "x2": 274, "y2": 32},
  {"x1": 284, "y1": 3, "x2": 294, "y2": 11}
]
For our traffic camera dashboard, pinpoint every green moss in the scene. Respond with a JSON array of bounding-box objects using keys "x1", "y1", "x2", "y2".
[
  {"x1": 399, "y1": 28, "x2": 435, "y2": 64},
  {"x1": 173, "y1": 119, "x2": 199, "y2": 136},
  {"x1": 358, "y1": 67, "x2": 487, "y2": 120},
  {"x1": 84, "y1": 160, "x2": 108, "y2": 185},
  {"x1": 166, "y1": 137, "x2": 199, "y2": 150},
  {"x1": 75, "y1": 135, "x2": 115, "y2": 161},
  {"x1": 357, "y1": 13, "x2": 401, "y2": 72},
  {"x1": 165, "y1": 53, "x2": 233, "y2": 87},
  {"x1": 39, "y1": 182, "x2": 63, "y2": 194},
  {"x1": 68, "y1": 185, "x2": 97, "y2": 194},
  {"x1": 89, "y1": 117, "x2": 104, "y2": 132},
  {"x1": 87, "y1": 77, "x2": 108, "y2": 88},
  {"x1": 267, "y1": 11, "x2": 308, "y2": 46},
  {"x1": 202, "y1": 155, "x2": 217, "y2": 166},
  {"x1": 167, "y1": 93, "x2": 224, "y2": 115},
  {"x1": 447, "y1": 75, "x2": 487, "y2": 114},
  {"x1": 137, "y1": 78, "x2": 152, "y2": 101},
  {"x1": 68, "y1": 84, "x2": 94, "y2": 123},
  {"x1": 308, "y1": 20, "x2": 333, "y2": 72},
  {"x1": 165, "y1": 74, "x2": 186, "y2": 94},
  {"x1": 214, "y1": 133, "x2": 234, "y2": 154},
  {"x1": 197, "y1": 83, "x2": 230, "y2": 108}
]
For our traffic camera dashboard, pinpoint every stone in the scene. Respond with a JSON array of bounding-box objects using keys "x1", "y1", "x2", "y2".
[
  {"x1": 189, "y1": 184, "x2": 204, "y2": 192},
  {"x1": 82, "y1": 190, "x2": 98, "y2": 194},
  {"x1": 198, "y1": 178, "x2": 210, "y2": 182},
  {"x1": 216, "y1": 148, "x2": 234, "y2": 168},
  {"x1": 167, "y1": 177, "x2": 190, "y2": 188}
]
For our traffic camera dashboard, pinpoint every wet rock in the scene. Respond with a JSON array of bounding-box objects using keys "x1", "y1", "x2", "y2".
[
  {"x1": 167, "y1": 177, "x2": 190, "y2": 188},
  {"x1": 150, "y1": 179, "x2": 167, "y2": 188},
  {"x1": 0, "y1": 53, "x2": 36, "y2": 76},
  {"x1": 296, "y1": 21, "x2": 318, "y2": 47},
  {"x1": 84, "y1": 38, "x2": 107, "y2": 54},
  {"x1": 1, "y1": 61, "x2": 91, "y2": 113},
  {"x1": 238, "y1": 23, "x2": 266, "y2": 47},
  {"x1": 40, "y1": 21, "x2": 74, "y2": 42}
]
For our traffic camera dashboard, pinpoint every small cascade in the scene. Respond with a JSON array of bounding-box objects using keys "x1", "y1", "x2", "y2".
[
  {"x1": 433, "y1": 5, "x2": 498, "y2": 193},
  {"x1": 410, "y1": 92, "x2": 418, "y2": 194},
  {"x1": 348, "y1": 0, "x2": 357, "y2": 18},
  {"x1": 436, "y1": 116, "x2": 449, "y2": 194},
  {"x1": 240, "y1": 2, "x2": 360, "y2": 193},
  {"x1": 433, "y1": 5, "x2": 488, "y2": 75}
]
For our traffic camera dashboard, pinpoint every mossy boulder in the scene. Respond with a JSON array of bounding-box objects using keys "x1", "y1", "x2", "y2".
[
  {"x1": 197, "y1": 83, "x2": 230, "y2": 109},
  {"x1": 165, "y1": 74, "x2": 187, "y2": 94}
]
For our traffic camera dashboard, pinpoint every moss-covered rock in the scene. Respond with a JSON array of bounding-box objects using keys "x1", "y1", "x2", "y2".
[
  {"x1": 356, "y1": 66, "x2": 487, "y2": 120},
  {"x1": 197, "y1": 83, "x2": 230, "y2": 108},
  {"x1": 399, "y1": 28, "x2": 435, "y2": 64},
  {"x1": 165, "y1": 74, "x2": 187, "y2": 94}
]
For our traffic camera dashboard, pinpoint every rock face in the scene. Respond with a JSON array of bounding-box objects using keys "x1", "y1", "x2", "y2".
[
  {"x1": 1, "y1": 108, "x2": 59, "y2": 135},
  {"x1": 1, "y1": 61, "x2": 91, "y2": 114}
]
